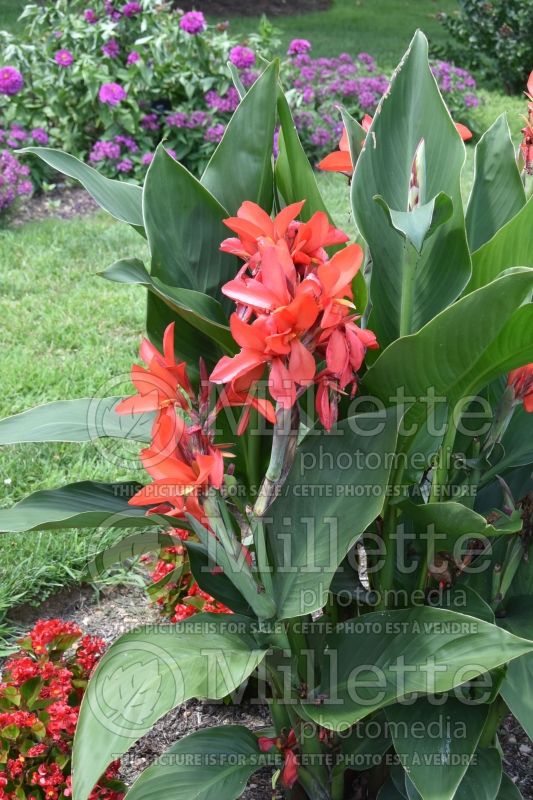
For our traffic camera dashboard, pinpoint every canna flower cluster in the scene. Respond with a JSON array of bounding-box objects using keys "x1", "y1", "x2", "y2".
[
  {"x1": 0, "y1": 620, "x2": 123, "y2": 800},
  {"x1": 520, "y1": 71, "x2": 533, "y2": 175},
  {"x1": 210, "y1": 201, "x2": 378, "y2": 429},
  {"x1": 116, "y1": 323, "x2": 275, "y2": 520},
  {"x1": 508, "y1": 364, "x2": 533, "y2": 412}
]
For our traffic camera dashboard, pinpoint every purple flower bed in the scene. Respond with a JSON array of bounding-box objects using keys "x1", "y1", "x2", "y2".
[{"x1": 0, "y1": 2, "x2": 481, "y2": 196}]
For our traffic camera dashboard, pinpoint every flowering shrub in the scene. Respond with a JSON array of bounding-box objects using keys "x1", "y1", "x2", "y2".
[
  {"x1": 0, "y1": 0, "x2": 278, "y2": 183},
  {"x1": 438, "y1": 0, "x2": 533, "y2": 94},
  {"x1": 0, "y1": 619, "x2": 124, "y2": 800},
  {"x1": 0, "y1": 2, "x2": 479, "y2": 191},
  {"x1": 2, "y1": 35, "x2": 533, "y2": 800},
  {"x1": 0, "y1": 148, "x2": 32, "y2": 221}
]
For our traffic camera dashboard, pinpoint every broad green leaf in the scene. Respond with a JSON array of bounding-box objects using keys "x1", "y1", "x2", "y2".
[
  {"x1": 437, "y1": 586, "x2": 495, "y2": 624},
  {"x1": 340, "y1": 106, "x2": 366, "y2": 171},
  {"x1": 100, "y1": 259, "x2": 236, "y2": 355},
  {"x1": 351, "y1": 31, "x2": 471, "y2": 347},
  {"x1": 125, "y1": 726, "x2": 268, "y2": 800},
  {"x1": 481, "y1": 405, "x2": 533, "y2": 485},
  {"x1": 73, "y1": 616, "x2": 267, "y2": 800},
  {"x1": 301, "y1": 607, "x2": 533, "y2": 729},
  {"x1": 378, "y1": 781, "x2": 406, "y2": 799},
  {"x1": 496, "y1": 774, "x2": 524, "y2": 799},
  {"x1": 0, "y1": 398, "x2": 152, "y2": 445},
  {"x1": 186, "y1": 541, "x2": 254, "y2": 617},
  {"x1": 186, "y1": 514, "x2": 276, "y2": 620},
  {"x1": 374, "y1": 192, "x2": 453, "y2": 254},
  {"x1": 364, "y1": 270, "x2": 533, "y2": 416},
  {"x1": 499, "y1": 598, "x2": 533, "y2": 741},
  {"x1": 201, "y1": 61, "x2": 278, "y2": 213},
  {"x1": 142, "y1": 145, "x2": 238, "y2": 351},
  {"x1": 467, "y1": 195, "x2": 533, "y2": 293},
  {"x1": 500, "y1": 652, "x2": 533, "y2": 742},
  {"x1": 86, "y1": 530, "x2": 178, "y2": 581},
  {"x1": 19, "y1": 147, "x2": 143, "y2": 228},
  {"x1": 402, "y1": 501, "x2": 521, "y2": 548},
  {"x1": 275, "y1": 89, "x2": 331, "y2": 220},
  {"x1": 385, "y1": 698, "x2": 488, "y2": 800},
  {"x1": 0, "y1": 481, "x2": 177, "y2": 533},
  {"x1": 269, "y1": 408, "x2": 402, "y2": 619},
  {"x1": 453, "y1": 748, "x2": 501, "y2": 800},
  {"x1": 466, "y1": 115, "x2": 526, "y2": 252}
]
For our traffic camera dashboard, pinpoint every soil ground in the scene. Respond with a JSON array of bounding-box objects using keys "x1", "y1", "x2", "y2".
[
  {"x1": 177, "y1": 0, "x2": 331, "y2": 17},
  {"x1": 6, "y1": 584, "x2": 532, "y2": 799}
]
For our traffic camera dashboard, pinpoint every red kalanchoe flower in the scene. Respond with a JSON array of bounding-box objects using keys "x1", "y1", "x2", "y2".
[
  {"x1": 29, "y1": 619, "x2": 81, "y2": 654},
  {"x1": 508, "y1": 364, "x2": 533, "y2": 412}
]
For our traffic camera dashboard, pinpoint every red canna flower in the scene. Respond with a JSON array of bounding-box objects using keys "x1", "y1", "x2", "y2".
[
  {"x1": 220, "y1": 200, "x2": 348, "y2": 272},
  {"x1": 257, "y1": 730, "x2": 299, "y2": 789},
  {"x1": 319, "y1": 115, "x2": 473, "y2": 175},
  {"x1": 212, "y1": 201, "x2": 378, "y2": 430},
  {"x1": 520, "y1": 71, "x2": 533, "y2": 174},
  {"x1": 116, "y1": 322, "x2": 193, "y2": 418},
  {"x1": 508, "y1": 364, "x2": 533, "y2": 412}
]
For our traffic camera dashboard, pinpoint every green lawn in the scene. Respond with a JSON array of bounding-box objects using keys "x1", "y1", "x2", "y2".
[{"x1": 0, "y1": 0, "x2": 526, "y2": 632}]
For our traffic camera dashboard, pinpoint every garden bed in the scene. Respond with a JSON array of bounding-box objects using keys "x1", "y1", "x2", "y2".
[
  {"x1": 5, "y1": 583, "x2": 532, "y2": 799},
  {"x1": 179, "y1": 0, "x2": 331, "y2": 15}
]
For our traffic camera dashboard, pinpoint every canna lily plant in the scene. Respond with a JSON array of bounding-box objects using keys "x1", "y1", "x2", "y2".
[{"x1": 2, "y1": 32, "x2": 533, "y2": 800}]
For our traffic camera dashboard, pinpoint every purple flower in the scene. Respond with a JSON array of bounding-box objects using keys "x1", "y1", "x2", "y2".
[
  {"x1": 115, "y1": 134, "x2": 138, "y2": 152},
  {"x1": 357, "y1": 52, "x2": 376, "y2": 71},
  {"x1": 302, "y1": 86, "x2": 315, "y2": 104},
  {"x1": 54, "y1": 49, "x2": 74, "y2": 67},
  {"x1": 0, "y1": 150, "x2": 32, "y2": 214},
  {"x1": 167, "y1": 111, "x2": 189, "y2": 128},
  {"x1": 464, "y1": 93, "x2": 480, "y2": 108},
  {"x1": 179, "y1": 11, "x2": 206, "y2": 35},
  {"x1": 165, "y1": 147, "x2": 177, "y2": 160},
  {"x1": 102, "y1": 39, "x2": 120, "y2": 59},
  {"x1": 117, "y1": 158, "x2": 133, "y2": 172},
  {"x1": 122, "y1": 1, "x2": 141, "y2": 16},
  {"x1": 229, "y1": 46, "x2": 255, "y2": 69},
  {"x1": 0, "y1": 66, "x2": 24, "y2": 96},
  {"x1": 31, "y1": 127, "x2": 49, "y2": 145},
  {"x1": 288, "y1": 39, "x2": 312, "y2": 56},
  {"x1": 89, "y1": 140, "x2": 121, "y2": 162},
  {"x1": 127, "y1": 51, "x2": 140, "y2": 65},
  {"x1": 204, "y1": 124, "x2": 225, "y2": 143},
  {"x1": 205, "y1": 87, "x2": 239, "y2": 113},
  {"x1": 141, "y1": 113, "x2": 159, "y2": 130},
  {"x1": 189, "y1": 110, "x2": 208, "y2": 127},
  {"x1": 310, "y1": 127, "x2": 332, "y2": 147},
  {"x1": 9, "y1": 125, "x2": 28, "y2": 142},
  {"x1": 84, "y1": 8, "x2": 98, "y2": 23},
  {"x1": 240, "y1": 69, "x2": 259, "y2": 88},
  {"x1": 98, "y1": 82, "x2": 127, "y2": 105},
  {"x1": 141, "y1": 152, "x2": 154, "y2": 166}
]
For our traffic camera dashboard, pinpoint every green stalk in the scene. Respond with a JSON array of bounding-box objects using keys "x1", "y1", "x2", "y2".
[
  {"x1": 375, "y1": 462, "x2": 405, "y2": 609},
  {"x1": 399, "y1": 243, "x2": 418, "y2": 337},
  {"x1": 253, "y1": 404, "x2": 298, "y2": 517}
]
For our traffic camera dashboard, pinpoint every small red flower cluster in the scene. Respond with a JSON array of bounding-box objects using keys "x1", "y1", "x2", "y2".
[
  {"x1": 117, "y1": 325, "x2": 274, "y2": 521},
  {"x1": 0, "y1": 619, "x2": 123, "y2": 800},
  {"x1": 210, "y1": 200, "x2": 378, "y2": 429},
  {"x1": 258, "y1": 729, "x2": 299, "y2": 789},
  {"x1": 508, "y1": 363, "x2": 533, "y2": 412},
  {"x1": 141, "y1": 528, "x2": 232, "y2": 622},
  {"x1": 520, "y1": 71, "x2": 533, "y2": 174}
]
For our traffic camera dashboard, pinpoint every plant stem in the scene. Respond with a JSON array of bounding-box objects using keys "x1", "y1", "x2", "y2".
[
  {"x1": 253, "y1": 404, "x2": 298, "y2": 518},
  {"x1": 399, "y1": 243, "x2": 418, "y2": 337}
]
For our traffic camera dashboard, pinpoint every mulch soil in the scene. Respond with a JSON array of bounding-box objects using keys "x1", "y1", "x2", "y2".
[
  {"x1": 8, "y1": 186, "x2": 99, "y2": 227},
  {"x1": 5, "y1": 584, "x2": 532, "y2": 799},
  {"x1": 177, "y1": 0, "x2": 331, "y2": 17}
]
